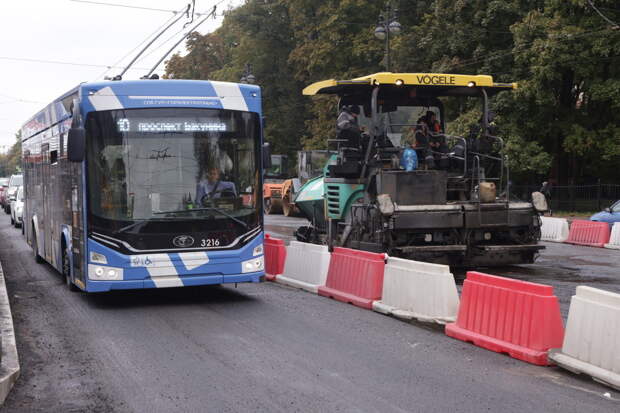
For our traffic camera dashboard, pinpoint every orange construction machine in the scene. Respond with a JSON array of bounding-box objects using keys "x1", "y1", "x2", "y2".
[{"x1": 263, "y1": 151, "x2": 334, "y2": 216}]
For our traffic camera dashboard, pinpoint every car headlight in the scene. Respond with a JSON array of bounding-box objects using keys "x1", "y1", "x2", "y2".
[
  {"x1": 241, "y1": 256, "x2": 264, "y2": 273},
  {"x1": 88, "y1": 264, "x2": 123, "y2": 280}
]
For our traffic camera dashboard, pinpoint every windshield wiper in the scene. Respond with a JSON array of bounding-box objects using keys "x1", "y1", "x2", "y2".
[
  {"x1": 153, "y1": 207, "x2": 248, "y2": 229},
  {"x1": 114, "y1": 220, "x2": 148, "y2": 235}
]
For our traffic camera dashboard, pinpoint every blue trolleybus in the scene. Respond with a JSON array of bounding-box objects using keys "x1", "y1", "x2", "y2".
[{"x1": 21, "y1": 80, "x2": 266, "y2": 292}]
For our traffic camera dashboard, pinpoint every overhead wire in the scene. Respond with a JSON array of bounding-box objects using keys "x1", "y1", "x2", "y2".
[
  {"x1": 586, "y1": 0, "x2": 620, "y2": 28},
  {"x1": 134, "y1": 0, "x2": 230, "y2": 76},
  {"x1": 95, "y1": 8, "x2": 183, "y2": 80},
  {"x1": 115, "y1": 3, "x2": 196, "y2": 79},
  {"x1": 145, "y1": 5, "x2": 221, "y2": 77},
  {"x1": 0, "y1": 93, "x2": 42, "y2": 104},
  {"x1": 0, "y1": 55, "x2": 150, "y2": 70},
  {"x1": 69, "y1": 0, "x2": 210, "y2": 16},
  {"x1": 133, "y1": 24, "x2": 191, "y2": 66}
]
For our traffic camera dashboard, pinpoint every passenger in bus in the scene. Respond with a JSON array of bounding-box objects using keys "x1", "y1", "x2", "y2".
[{"x1": 196, "y1": 167, "x2": 237, "y2": 206}]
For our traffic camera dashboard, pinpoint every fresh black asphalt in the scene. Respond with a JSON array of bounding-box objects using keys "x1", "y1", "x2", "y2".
[{"x1": 0, "y1": 214, "x2": 618, "y2": 412}]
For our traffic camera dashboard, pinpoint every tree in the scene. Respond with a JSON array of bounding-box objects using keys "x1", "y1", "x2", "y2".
[
  {"x1": 509, "y1": 0, "x2": 620, "y2": 183},
  {"x1": 0, "y1": 131, "x2": 21, "y2": 176},
  {"x1": 164, "y1": 0, "x2": 620, "y2": 184}
]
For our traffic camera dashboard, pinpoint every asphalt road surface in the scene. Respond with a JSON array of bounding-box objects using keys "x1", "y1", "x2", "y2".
[{"x1": 0, "y1": 213, "x2": 619, "y2": 412}]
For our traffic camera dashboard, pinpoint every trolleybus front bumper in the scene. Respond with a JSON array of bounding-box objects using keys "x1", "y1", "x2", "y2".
[{"x1": 80, "y1": 235, "x2": 265, "y2": 292}]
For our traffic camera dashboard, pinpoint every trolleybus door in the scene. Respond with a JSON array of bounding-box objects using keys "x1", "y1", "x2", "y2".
[{"x1": 41, "y1": 143, "x2": 52, "y2": 262}]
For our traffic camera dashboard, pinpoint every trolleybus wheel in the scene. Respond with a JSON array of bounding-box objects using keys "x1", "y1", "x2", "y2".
[
  {"x1": 32, "y1": 231, "x2": 44, "y2": 264},
  {"x1": 62, "y1": 244, "x2": 79, "y2": 292}
]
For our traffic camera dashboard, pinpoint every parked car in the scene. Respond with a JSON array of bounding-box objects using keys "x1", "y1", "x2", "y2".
[
  {"x1": 590, "y1": 200, "x2": 620, "y2": 224},
  {"x1": 0, "y1": 177, "x2": 9, "y2": 211},
  {"x1": 4, "y1": 174, "x2": 22, "y2": 214},
  {"x1": 10, "y1": 186, "x2": 23, "y2": 228}
]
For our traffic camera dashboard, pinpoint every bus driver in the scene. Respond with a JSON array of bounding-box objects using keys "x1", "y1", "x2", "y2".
[{"x1": 196, "y1": 167, "x2": 237, "y2": 206}]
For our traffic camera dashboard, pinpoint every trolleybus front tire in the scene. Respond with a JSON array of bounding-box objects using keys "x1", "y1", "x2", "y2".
[{"x1": 62, "y1": 244, "x2": 79, "y2": 292}]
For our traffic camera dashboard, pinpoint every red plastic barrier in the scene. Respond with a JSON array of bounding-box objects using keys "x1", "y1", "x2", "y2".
[
  {"x1": 264, "y1": 234, "x2": 286, "y2": 281},
  {"x1": 565, "y1": 220, "x2": 611, "y2": 248},
  {"x1": 445, "y1": 271, "x2": 564, "y2": 366},
  {"x1": 318, "y1": 247, "x2": 385, "y2": 309}
]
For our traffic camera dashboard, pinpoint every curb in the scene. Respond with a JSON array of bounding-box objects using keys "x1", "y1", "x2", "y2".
[{"x1": 0, "y1": 260, "x2": 20, "y2": 405}]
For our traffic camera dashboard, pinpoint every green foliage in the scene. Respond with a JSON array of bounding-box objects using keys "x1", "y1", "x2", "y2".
[
  {"x1": 445, "y1": 107, "x2": 481, "y2": 137},
  {"x1": 0, "y1": 132, "x2": 22, "y2": 176},
  {"x1": 165, "y1": 0, "x2": 620, "y2": 184},
  {"x1": 504, "y1": 134, "x2": 553, "y2": 177}
]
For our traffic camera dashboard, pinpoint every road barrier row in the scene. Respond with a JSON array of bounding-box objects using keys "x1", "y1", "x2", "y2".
[
  {"x1": 540, "y1": 217, "x2": 569, "y2": 242},
  {"x1": 318, "y1": 248, "x2": 385, "y2": 309},
  {"x1": 539, "y1": 217, "x2": 620, "y2": 249},
  {"x1": 548, "y1": 286, "x2": 620, "y2": 391},
  {"x1": 604, "y1": 222, "x2": 620, "y2": 250},
  {"x1": 373, "y1": 257, "x2": 459, "y2": 324},
  {"x1": 445, "y1": 271, "x2": 564, "y2": 366},
  {"x1": 264, "y1": 234, "x2": 286, "y2": 281},
  {"x1": 264, "y1": 236, "x2": 620, "y2": 390},
  {"x1": 565, "y1": 219, "x2": 611, "y2": 248},
  {"x1": 278, "y1": 241, "x2": 331, "y2": 293}
]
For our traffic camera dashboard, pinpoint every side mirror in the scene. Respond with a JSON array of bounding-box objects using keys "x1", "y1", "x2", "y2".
[
  {"x1": 67, "y1": 128, "x2": 86, "y2": 162},
  {"x1": 262, "y1": 143, "x2": 272, "y2": 170},
  {"x1": 604, "y1": 208, "x2": 611, "y2": 213}
]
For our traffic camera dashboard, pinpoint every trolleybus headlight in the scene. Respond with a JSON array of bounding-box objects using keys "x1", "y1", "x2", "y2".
[
  {"x1": 253, "y1": 244, "x2": 263, "y2": 256},
  {"x1": 90, "y1": 251, "x2": 108, "y2": 264},
  {"x1": 467, "y1": 81, "x2": 476, "y2": 88},
  {"x1": 88, "y1": 264, "x2": 123, "y2": 280},
  {"x1": 242, "y1": 256, "x2": 264, "y2": 273},
  {"x1": 395, "y1": 79, "x2": 404, "y2": 86}
]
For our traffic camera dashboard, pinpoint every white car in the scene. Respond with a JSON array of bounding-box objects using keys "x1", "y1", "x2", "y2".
[
  {"x1": 5, "y1": 174, "x2": 22, "y2": 214},
  {"x1": 10, "y1": 186, "x2": 24, "y2": 228}
]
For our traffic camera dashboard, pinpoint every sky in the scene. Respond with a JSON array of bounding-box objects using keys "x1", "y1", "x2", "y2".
[{"x1": 0, "y1": 0, "x2": 244, "y2": 152}]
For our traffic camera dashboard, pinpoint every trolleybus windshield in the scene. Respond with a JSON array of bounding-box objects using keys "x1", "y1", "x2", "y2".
[{"x1": 85, "y1": 107, "x2": 261, "y2": 245}]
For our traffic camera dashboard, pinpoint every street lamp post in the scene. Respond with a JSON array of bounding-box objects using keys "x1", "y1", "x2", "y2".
[
  {"x1": 240, "y1": 63, "x2": 255, "y2": 84},
  {"x1": 374, "y1": 1, "x2": 402, "y2": 71}
]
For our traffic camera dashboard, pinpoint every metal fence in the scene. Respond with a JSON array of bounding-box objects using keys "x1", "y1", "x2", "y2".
[{"x1": 511, "y1": 183, "x2": 620, "y2": 212}]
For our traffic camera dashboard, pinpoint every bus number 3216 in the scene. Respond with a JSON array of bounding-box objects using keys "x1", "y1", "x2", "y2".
[{"x1": 201, "y1": 239, "x2": 220, "y2": 247}]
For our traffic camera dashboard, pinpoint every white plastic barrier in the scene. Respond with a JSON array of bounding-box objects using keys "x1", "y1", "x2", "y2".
[
  {"x1": 372, "y1": 256, "x2": 459, "y2": 324},
  {"x1": 604, "y1": 222, "x2": 620, "y2": 250},
  {"x1": 277, "y1": 241, "x2": 331, "y2": 293},
  {"x1": 548, "y1": 286, "x2": 620, "y2": 391},
  {"x1": 540, "y1": 216, "x2": 570, "y2": 242}
]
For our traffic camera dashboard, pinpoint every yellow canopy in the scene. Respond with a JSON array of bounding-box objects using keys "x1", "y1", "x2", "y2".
[{"x1": 303, "y1": 72, "x2": 516, "y2": 96}]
